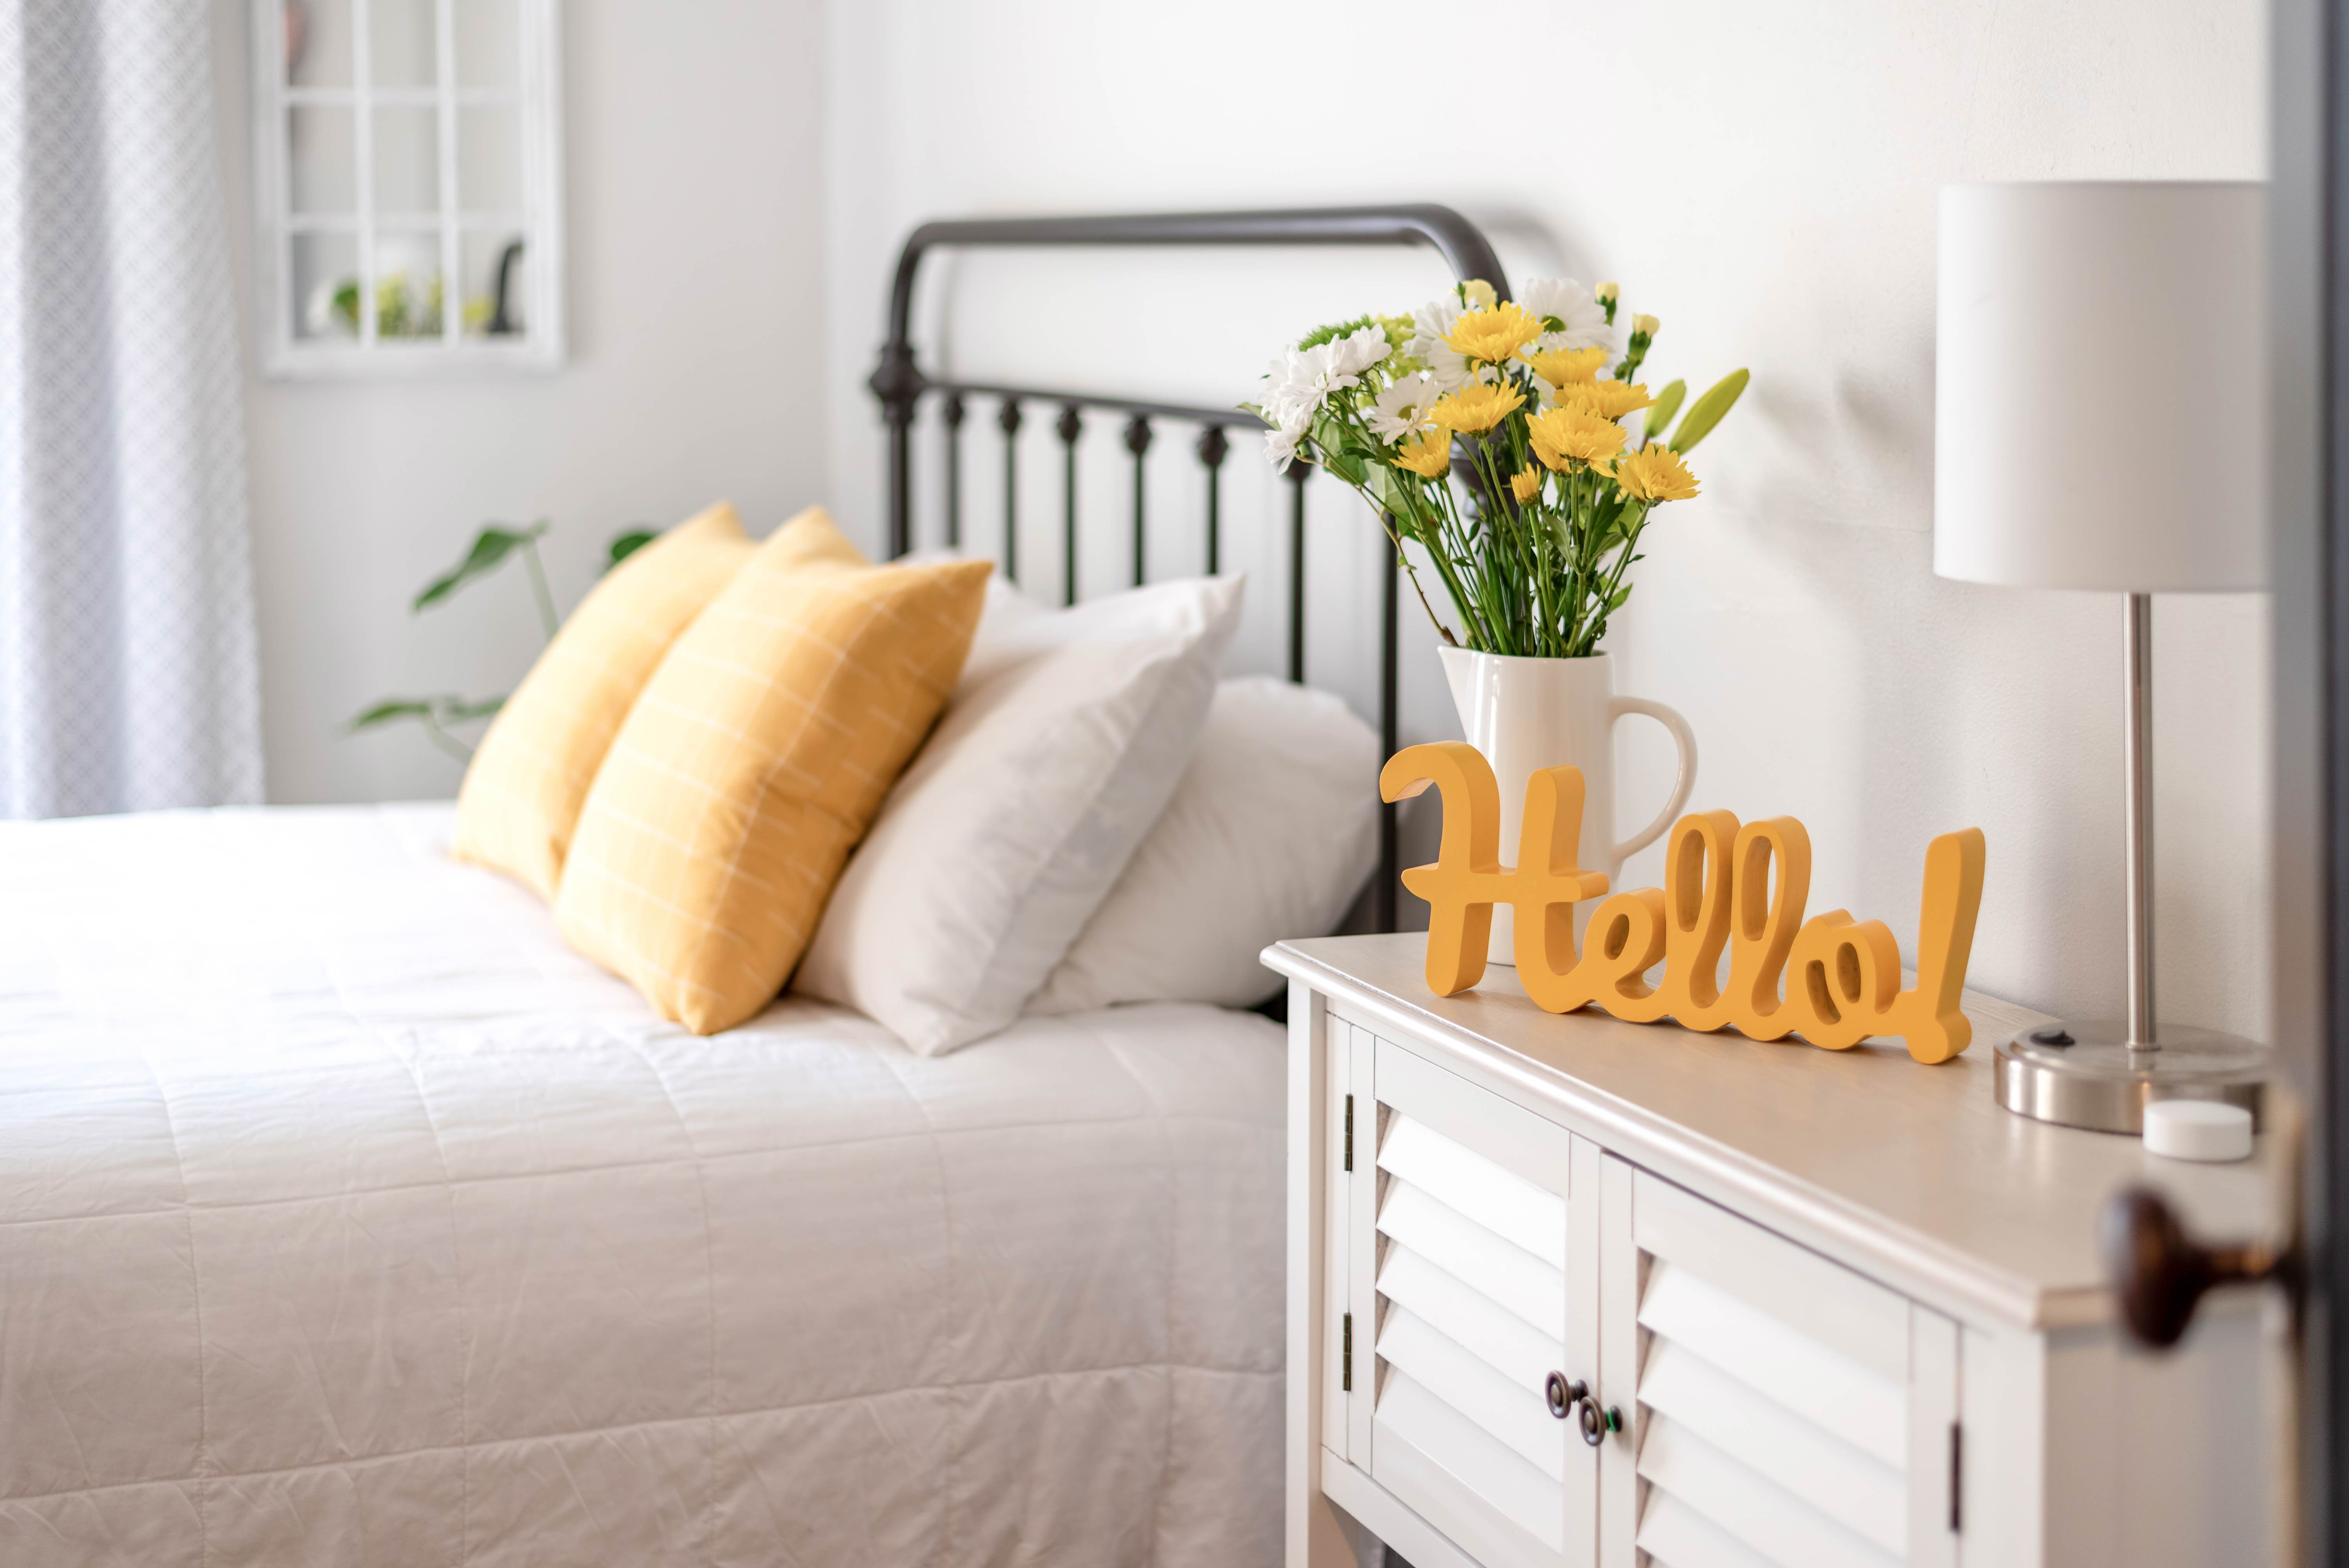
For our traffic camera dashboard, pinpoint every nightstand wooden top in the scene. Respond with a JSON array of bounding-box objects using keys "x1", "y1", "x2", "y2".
[{"x1": 1266, "y1": 932, "x2": 2286, "y2": 1331}]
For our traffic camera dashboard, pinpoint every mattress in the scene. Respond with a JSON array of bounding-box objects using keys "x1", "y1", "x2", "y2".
[{"x1": 0, "y1": 804, "x2": 1285, "y2": 1566}]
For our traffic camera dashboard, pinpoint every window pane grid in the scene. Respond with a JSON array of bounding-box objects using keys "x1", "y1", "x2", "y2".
[{"x1": 259, "y1": 0, "x2": 555, "y2": 371}]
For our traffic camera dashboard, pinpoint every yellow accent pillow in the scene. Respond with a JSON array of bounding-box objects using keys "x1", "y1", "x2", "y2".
[
  {"x1": 554, "y1": 520, "x2": 990, "y2": 1034},
  {"x1": 451, "y1": 503, "x2": 858, "y2": 900}
]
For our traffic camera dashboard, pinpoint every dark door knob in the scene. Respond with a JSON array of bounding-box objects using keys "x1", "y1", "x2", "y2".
[
  {"x1": 1545, "y1": 1373, "x2": 1586, "y2": 1419},
  {"x1": 2102, "y1": 1185, "x2": 2285, "y2": 1349}
]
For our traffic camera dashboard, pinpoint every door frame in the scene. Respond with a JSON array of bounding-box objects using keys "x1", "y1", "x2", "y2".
[{"x1": 2272, "y1": 0, "x2": 2342, "y2": 1559}]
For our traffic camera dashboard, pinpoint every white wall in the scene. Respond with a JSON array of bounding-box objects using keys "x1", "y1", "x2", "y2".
[
  {"x1": 822, "y1": 0, "x2": 2273, "y2": 1035},
  {"x1": 212, "y1": 0, "x2": 828, "y2": 805}
]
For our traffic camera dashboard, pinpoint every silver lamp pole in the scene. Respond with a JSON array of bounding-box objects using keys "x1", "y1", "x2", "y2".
[
  {"x1": 1989, "y1": 594, "x2": 2265, "y2": 1132},
  {"x1": 2123, "y1": 592, "x2": 2155, "y2": 1050}
]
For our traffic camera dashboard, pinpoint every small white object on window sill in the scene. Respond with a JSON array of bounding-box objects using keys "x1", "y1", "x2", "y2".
[{"x1": 2143, "y1": 1099, "x2": 2255, "y2": 1162}]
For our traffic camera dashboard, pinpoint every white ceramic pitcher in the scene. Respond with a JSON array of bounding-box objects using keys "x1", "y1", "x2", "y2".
[{"x1": 1438, "y1": 647, "x2": 1698, "y2": 964}]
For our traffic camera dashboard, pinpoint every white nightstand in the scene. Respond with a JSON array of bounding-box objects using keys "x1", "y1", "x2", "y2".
[{"x1": 1265, "y1": 934, "x2": 2288, "y2": 1568}]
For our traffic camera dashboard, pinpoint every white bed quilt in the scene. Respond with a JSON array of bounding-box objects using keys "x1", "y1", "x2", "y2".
[{"x1": 0, "y1": 805, "x2": 1284, "y2": 1567}]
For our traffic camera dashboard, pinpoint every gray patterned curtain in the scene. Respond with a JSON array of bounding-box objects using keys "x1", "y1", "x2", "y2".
[{"x1": 0, "y1": 0, "x2": 262, "y2": 818}]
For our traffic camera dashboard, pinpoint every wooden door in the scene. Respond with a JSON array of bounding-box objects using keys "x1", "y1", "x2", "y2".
[
  {"x1": 1343, "y1": 1032, "x2": 1602, "y2": 1568},
  {"x1": 1600, "y1": 1159, "x2": 1960, "y2": 1568}
]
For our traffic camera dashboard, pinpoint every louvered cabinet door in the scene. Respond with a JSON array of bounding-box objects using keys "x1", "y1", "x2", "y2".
[
  {"x1": 1347, "y1": 1035, "x2": 1603, "y2": 1568},
  {"x1": 1600, "y1": 1161, "x2": 1960, "y2": 1568}
]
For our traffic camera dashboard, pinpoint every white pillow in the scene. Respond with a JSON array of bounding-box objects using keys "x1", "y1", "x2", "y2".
[
  {"x1": 793, "y1": 574, "x2": 1245, "y2": 1054},
  {"x1": 1028, "y1": 675, "x2": 1380, "y2": 1014}
]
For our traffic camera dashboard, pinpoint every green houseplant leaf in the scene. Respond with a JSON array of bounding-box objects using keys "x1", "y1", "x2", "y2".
[
  {"x1": 605, "y1": 528, "x2": 658, "y2": 572},
  {"x1": 348, "y1": 698, "x2": 439, "y2": 731},
  {"x1": 413, "y1": 520, "x2": 554, "y2": 629}
]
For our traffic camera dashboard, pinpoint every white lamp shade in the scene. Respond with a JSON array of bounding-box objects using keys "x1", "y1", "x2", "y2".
[{"x1": 1933, "y1": 181, "x2": 2267, "y2": 592}]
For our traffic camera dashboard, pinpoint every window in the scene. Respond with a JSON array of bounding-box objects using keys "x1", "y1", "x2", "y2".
[{"x1": 251, "y1": 0, "x2": 563, "y2": 376}]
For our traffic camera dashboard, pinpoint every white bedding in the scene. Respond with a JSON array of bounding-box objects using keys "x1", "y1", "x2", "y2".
[{"x1": 0, "y1": 804, "x2": 1285, "y2": 1566}]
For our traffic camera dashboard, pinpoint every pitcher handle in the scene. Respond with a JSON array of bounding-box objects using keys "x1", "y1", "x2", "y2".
[{"x1": 1608, "y1": 696, "x2": 1697, "y2": 863}]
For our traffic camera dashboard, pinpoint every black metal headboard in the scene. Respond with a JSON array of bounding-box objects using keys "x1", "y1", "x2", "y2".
[{"x1": 866, "y1": 205, "x2": 1513, "y2": 933}]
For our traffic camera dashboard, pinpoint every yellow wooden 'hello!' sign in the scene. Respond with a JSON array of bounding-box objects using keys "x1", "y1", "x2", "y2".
[{"x1": 1381, "y1": 743, "x2": 1987, "y2": 1064}]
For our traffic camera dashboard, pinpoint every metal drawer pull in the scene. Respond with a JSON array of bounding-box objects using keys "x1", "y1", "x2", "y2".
[
  {"x1": 1577, "y1": 1395, "x2": 1623, "y2": 1447},
  {"x1": 1544, "y1": 1372, "x2": 1586, "y2": 1419}
]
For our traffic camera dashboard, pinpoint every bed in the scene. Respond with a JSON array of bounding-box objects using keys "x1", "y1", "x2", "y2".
[
  {"x1": 0, "y1": 206, "x2": 1509, "y2": 1566},
  {"x1": 0, "y1": 803, "x2": 1283, "y2": 1564}
]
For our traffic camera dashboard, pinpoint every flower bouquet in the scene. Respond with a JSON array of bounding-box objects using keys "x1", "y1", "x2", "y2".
[{"x1": 1251, "y1": 278, "x2": 1746, "y2": 658}]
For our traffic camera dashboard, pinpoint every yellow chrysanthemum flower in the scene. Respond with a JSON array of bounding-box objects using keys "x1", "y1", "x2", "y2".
[
  {"x1": 1443, "y1": 302, "x2": 1543, "y2": 365},
  {"x1": 1429, "y1": 380, "x2": 1526, "y2": 435},
  {"x1": 1510, "y1": 467, "x2": 1542, "y2": 504},
  {"x1": 1615, "y1": 444, "x2": 1700, "y2": 501},
  {"x1": 1526, "y1": 345, "x2": 1609, "y2": 389},
  {"x1": 1526, "y1": 406, "x2": 1629, "y2": 472},
  {"x1": 1582, "y1": 380, "x2": 1655, "y2": 421},
  {"x1": 1394, "y1": 429, "x2": 1454, "y2": 479}
]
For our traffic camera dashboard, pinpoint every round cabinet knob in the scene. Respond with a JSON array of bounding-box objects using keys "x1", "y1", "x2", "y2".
[
  {"x1": 1544, "y1": 1373, "x2": 1586, "y2": 1420},
  {"x1": 1577, "y1": 1396, "x2": 1624, "y2": 1447}
]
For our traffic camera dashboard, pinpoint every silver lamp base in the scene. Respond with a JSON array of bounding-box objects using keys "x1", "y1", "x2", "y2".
[{"x1": 1992, "y1": 1021, "x2": 2267, "y2": 1135}]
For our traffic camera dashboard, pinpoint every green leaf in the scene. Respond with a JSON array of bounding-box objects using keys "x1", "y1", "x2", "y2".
[
  {"x1": 412, "y1": 520, "x2": 551, "y2": 612},
  {"x1": 1643, "y1": 380, "x2": 1687, "y2": 442},
  {"x1": 1669, "y1": 369, "x2": 1749, "y2": 454},
  {"x1": 348, "y1": 698, "x2": 438, "y2": 731},
  {"x1": 348, "y1": 693, "x2": 507, "y2": 732},
  {"x1": 437, "y1": 695, "x2": 507, "y2": 722},
  {"x1": 605, "y1": 529, "x2": 658, "y2": 573}
]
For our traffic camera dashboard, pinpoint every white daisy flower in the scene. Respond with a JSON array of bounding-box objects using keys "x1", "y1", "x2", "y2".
[
  {"x1": 1406, "y1": 298, "x2": 1478, "y2": 391},
  {"x1": 1364, "y1": 371, "x2": 1444, "y2": 444},
  {"x1": 1263, "y1": 412, "x2": 1308, "y2": 469},
  {"x1": 1260, "y1": 324, "x2": 1391, "y2": 431},
  {"x1": 1405, "y1": 296, "x2": 1461, "y2": 363},
  {"x1": 1333, "y1": 321, "x2": 1392, "y2": 374},
  {"x1": 1518, "y1": 275, "x2": 1616, "y2": 356}
]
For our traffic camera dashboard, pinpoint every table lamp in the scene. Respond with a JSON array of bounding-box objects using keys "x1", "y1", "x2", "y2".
[{"x1": 1934, "y1": 180, "x2": 2269, "y2": 1134}]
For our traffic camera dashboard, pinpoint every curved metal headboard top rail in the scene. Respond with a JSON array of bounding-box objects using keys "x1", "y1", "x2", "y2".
[{"x1": 879, "y1": 204, "x2": 1513, "y2": 354}]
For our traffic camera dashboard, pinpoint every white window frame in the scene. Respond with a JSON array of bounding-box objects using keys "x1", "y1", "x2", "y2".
[{"x1": 249, "y1": 0, "x2": 565, "y2": 378}]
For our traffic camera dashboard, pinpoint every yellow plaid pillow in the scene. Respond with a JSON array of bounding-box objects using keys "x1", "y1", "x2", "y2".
[
  {"x1": 554, "y1": 523, "x2": 990, "y2": 1034},
  {"x1": 451, "y1": 503, "x2": 860, "y2": 900}
]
